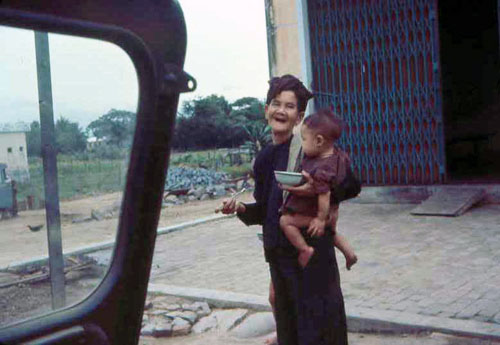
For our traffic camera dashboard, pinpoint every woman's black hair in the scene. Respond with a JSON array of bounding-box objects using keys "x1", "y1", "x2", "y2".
[{"x1": 266, "y1": 74, "x2": 314, "y2": 113}]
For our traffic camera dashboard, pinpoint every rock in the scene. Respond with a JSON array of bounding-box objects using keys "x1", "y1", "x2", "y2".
[
  {"x1": 199, "y1": 193, "x2": 211, "y2": 201},
  {"x1": 172, "y1": 317, "x2": 191, "y2": 336},
  {"x1": 90, "y1": 209, "x2": 105, "y2": 221},
  {"x1": 154, "y1": 318, "x2": 173, "y2": 337},
  {"x1": 212, "y1": 309, "x2": 248, "y2": 332},
  {"x1": 141, "y1": 317, "x2": 174, "y2": 337},
  {"x1": 236, "y1": 179, "x2": 246, "y2": 190},
  {"x1": 192, "y1": 314, "x2": 218, "y2": 334},
  {"x1": 72, "y1": 216, "x2": 93, "y2": 224},
  {"x1": 205, "y1": 186, "x2": 215, "y2": 194},
  {"x1": 163, "y1": 303, "x2": 181, "y2": 311},
  {"x1": 90, "y1": 205, "x2": 117, "y2": 221},
  {"x1": 150, "y1": 309, "x2": 168, "y2": 316},
  {"x1": 225, "y1": 183, "x2": 238, "y2": 191},
  {"x1": 165, "y1": 310, "x2": 198, "y2": 324},
  {"x1": 212, "y1": 185, "x2": 227, "y2": 197},
  {"x1": 164, "y1": 195, "x2": 178, "y2": 203},
  {"x1": 184, "y1": 301, "x2": 211, "y2": 317},
  {"x1": 193, "y1": 187, "x2": 206, "y2": 199},
  {"x1": 165, "y1": 167, "x2": 228, "y2": 191},
  {"x1": 231, "y1": 312, "x2": 275, "y2": 338},
  {"x1": 144, "y1": 301, "x2": 153, "y2": 310},
  {"x1": 141, "y1": 322, "x2": 156, "y2": 336},
  {"x1": 182, "y1": 303, "x2": 196, "y2": 311}
]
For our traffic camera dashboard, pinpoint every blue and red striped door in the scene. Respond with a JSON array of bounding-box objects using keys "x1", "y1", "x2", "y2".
[{"x1": 308, "y1": 0, "x2": 446, "y2": 185}]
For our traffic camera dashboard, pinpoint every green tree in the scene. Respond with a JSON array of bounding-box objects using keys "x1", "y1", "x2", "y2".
[
  {"x1": 240, "y1": 121, "x2": 271, "y2": 158},
  {"x1": 230, "y1": 97, "x2": 265, "y2": 123},
  {"x1": 174, "y1": 95, "x2": 240, "y2": 149},
  {"x1": 172, "y1": 95, "x2": 268, "y2": 151},
  {"x1": 87, "y1": 109, "x2": 136, "y2": 147},
  {"x1": 26, "y1": 118, "x2": 87, "y2": 156},
  {"x1": 55, "y1": 117, "x2": 87, "y2": 154},
  {"x1": 26, "y1": 121, "x2": 41, "y2": 157},
  {"x1": 231, "y1": 97, "x2": 270, "y2": 158}
]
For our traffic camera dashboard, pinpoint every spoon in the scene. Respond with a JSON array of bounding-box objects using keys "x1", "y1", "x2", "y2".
[{"x1": 215, "y1": 187, "x2": 246, "y2": 213}]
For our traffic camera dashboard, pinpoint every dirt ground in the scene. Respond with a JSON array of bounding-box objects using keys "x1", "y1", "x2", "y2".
[
  {"x1": 0, "y1": 191, "x2": 253, "y2": 328},
  {"x1": 2, "y1": 192, "x2": 500, "y2": 344},
  {"x1": 0, "y1": 191, "x2": 255, "y2": 268}
]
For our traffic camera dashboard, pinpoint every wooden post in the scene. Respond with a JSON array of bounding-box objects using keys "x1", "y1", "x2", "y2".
[{"x1": 34, "y1": 31, "x2": 66, "y2": 309}]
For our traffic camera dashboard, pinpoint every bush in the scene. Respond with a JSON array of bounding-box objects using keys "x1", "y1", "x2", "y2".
[
  {"x1": 85, "y1": 144, "x2": 126, "y2": 160},
  {"x1": 221, "y1": 163, "x2": 252, "y2": 178}
]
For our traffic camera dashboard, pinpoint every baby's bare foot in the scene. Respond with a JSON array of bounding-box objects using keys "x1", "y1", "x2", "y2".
[
  {"x1": 346, "y1": 253, "x2": 358, "y2": 270},
  {"x1": 298, "y1": 247, "x2": 314, "y2": 268}
]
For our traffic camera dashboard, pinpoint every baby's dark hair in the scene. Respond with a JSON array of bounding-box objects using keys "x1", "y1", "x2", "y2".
[
  {"x1": 266, "y1": 74, "x2": 314, "y2": 113},
  {"x1": 303, "y1": 108, "x2": 343, "y2": 142}
]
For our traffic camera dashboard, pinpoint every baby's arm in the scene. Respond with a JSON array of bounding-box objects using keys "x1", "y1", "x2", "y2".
[{"x1": 307, "y1": 190, "x2": 330, "y2": 237}]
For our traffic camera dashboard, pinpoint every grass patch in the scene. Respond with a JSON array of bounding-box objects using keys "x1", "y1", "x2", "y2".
[
  {"x1": 170, "y1": 149, "x2": 251, "y2": 170},
  {"x1": 221, "y1": 163, "x2": 252, "y2": 178},
  {"x1": 17, "y1": 157, "x2": 125, "y2": 202},
  {"x1": 17, "y1": 149, "x2": 252, "y2": 203}
]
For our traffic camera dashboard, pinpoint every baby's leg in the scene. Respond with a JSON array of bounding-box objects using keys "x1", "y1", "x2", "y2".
[
  {"x1": 280, "y1": 214, "x2": 315, "y2": 268},
  {"x1": 333, "y1": 233, "x2": 358, "y2": 270}
]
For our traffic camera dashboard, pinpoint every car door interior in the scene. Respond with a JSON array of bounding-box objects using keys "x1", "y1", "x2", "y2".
[{"x1": 0, "y1": 1, "x2": 195, "y2": 344}]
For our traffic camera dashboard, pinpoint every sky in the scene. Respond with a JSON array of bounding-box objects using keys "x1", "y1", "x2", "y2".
[{"x1": 0, "y1": 0, "x2": 269, "y2": 129}]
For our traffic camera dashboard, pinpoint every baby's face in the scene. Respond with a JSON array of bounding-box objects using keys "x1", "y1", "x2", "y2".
[{"x1": 300, "y1": 125, "x2": 320, "y2": 157}]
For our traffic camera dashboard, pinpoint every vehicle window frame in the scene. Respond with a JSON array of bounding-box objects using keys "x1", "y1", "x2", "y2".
[{"x1": 0, "y1": 2, "x2": 191, "y2": 343}]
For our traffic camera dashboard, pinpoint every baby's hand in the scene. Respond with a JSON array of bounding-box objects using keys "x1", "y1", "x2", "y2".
[
  {"x1": 307, "y1": 217, "x2": 326, "y2": 237},
  {"x1": 279, "y1": 171, "x2": 316, "y2": 196}
]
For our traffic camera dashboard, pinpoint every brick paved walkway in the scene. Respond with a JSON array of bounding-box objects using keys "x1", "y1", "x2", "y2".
[{"x1": 149, "y1": 202, "x2": 500, "y2": 326}]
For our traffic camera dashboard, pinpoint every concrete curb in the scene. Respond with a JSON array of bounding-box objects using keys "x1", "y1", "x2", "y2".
[
  {"x1": 148, "y1": 284, "x2": 270, "y2": 311},
  {"x1": 353, "y1": 185, "x2": 500, "y2": 204},
  {"x1": 148, "y1": 283, "x2": 500, "y2": 340},
  {"x1": 346, "y1": 306, "x2": 500, "y2": 339},
  {"x1": 1, "y1": 214, "x2": 233, "y2": 271}
]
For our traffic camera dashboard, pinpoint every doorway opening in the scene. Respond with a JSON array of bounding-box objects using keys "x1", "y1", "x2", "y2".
[{"x1": 439, "y1": 0, "x2": 500, "y2": 182}]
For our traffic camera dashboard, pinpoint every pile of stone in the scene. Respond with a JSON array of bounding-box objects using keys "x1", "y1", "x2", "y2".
[
  {"x1": 163, "y1": 178, "x2": 252, "y2": 206},
  {"x1": 74, "y1": 167, "x2": 253, "y2": 222},
  {"x1": 140, "y1": 295, "x2": 275, "y2": 339},
  {"x1": 165, "y1": 167, "x2": 229, "y2": 191},
  {"x1": 141, "y1": 298, "x2": 212, "y2": 337}
]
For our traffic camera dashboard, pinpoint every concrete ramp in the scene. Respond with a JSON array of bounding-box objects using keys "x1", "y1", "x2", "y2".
[{"x1": 411, "y1": 187, "x2": 485, "y2": 216}]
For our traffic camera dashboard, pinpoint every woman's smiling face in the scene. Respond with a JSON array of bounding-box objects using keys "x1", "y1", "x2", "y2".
[{"x1": 265, "y1": 90, "x2": 303, "y2": 139}]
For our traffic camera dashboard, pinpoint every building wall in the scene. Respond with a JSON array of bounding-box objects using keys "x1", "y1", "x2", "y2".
[
  {"x1": 0, "y1": 132, "x2": 30, "y2": 182},
  {"x1": 266, "y1": 0, "x2": 302, "y2": 77}
]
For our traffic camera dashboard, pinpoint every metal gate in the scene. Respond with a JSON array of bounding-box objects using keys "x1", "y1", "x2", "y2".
[{"x1": 308, "y1": 0, "x2": 446, "y2": 185}]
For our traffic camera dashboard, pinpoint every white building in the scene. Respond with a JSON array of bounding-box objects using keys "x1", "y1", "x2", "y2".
[
  {"x1": 0, "y1": 123, "x2": 30, "y2": 182},
  {"x1": 86, "y1": 136, "x2": 106, "y2": 150}
]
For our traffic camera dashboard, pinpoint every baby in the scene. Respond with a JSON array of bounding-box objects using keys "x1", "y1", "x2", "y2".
[{"x1": 280, "y1": 108, "x2": 358, "y2": 268}]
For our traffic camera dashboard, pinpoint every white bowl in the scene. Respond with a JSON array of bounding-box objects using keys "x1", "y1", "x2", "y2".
[{"x1": 274, "y1": 171, "x2": 304, "y2": 186}]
